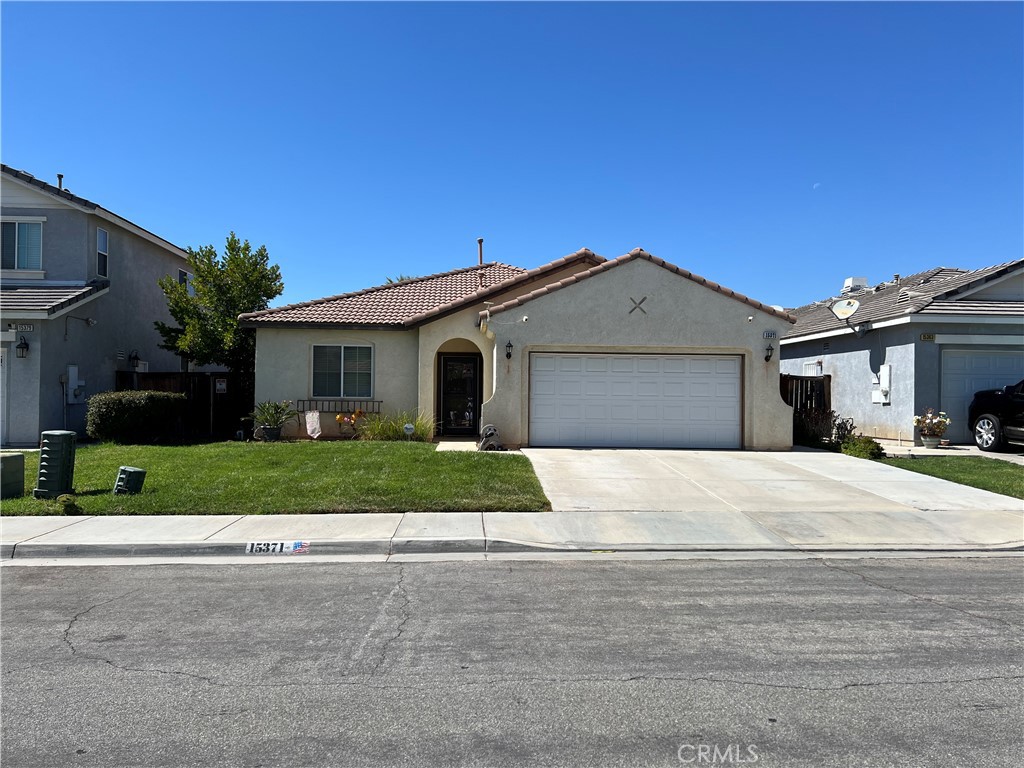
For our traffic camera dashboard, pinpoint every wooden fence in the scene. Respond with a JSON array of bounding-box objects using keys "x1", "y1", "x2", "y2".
[{"x1": 780, "y1": 374, "x2": 832, "y2": 414}]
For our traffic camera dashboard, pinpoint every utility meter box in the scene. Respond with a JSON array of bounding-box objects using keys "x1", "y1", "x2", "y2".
[
  {"x1": 33, "y1": 430, "x2": 77, "y2": 499},
  {"x1": 113, "y1": 466, "x2": 147, "y2": 495}
]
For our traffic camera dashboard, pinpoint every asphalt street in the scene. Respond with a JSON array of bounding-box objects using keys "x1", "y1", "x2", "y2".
[{"x1": 2, "y1": 558, "x2": 1021, "y2": 768}]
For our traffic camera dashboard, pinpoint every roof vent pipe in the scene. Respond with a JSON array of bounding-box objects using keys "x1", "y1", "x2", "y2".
[
  {"x1": 57, "y1": 173, "x2": 64, "y2": 190},
  {"x1": 477, "y1": 237, "x2": 484, "y2": 266}
]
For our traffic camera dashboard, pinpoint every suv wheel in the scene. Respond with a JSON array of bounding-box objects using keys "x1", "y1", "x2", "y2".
[{"x1": 973, "y1": 414, "x2": 1003, "y2": 452}]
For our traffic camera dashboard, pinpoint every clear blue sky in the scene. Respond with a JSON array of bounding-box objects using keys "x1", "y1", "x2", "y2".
[{"x1": 3, "y1": 1, "x2": 1021, "y2": 310}]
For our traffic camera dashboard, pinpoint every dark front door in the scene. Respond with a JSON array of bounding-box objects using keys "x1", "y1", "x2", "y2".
[{"x1": 439, "y1": 354, "x2": 482, "y2": 436}]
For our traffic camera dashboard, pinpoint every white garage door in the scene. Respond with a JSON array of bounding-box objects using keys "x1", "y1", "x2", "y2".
[
  {"x1": 941, "y1": 349, "x2": 1024, "y2": 443},
  {"x1": 529, "y1": 354, "x2": 742, "y2": 448}
]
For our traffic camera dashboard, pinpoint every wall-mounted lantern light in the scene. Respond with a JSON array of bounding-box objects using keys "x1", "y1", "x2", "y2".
[
  {"x1": 505, "y1": 340, "x2": 513, "y2": 359},
  {"x1": 128, "y1": 350, "x2": 141, "y2": 370},
  {"x1": 764, "y1": 343, "x2": 775, "y2": 362},
  {"x1": 15, "y1": 336, "x2": 29, "y2": 359}
]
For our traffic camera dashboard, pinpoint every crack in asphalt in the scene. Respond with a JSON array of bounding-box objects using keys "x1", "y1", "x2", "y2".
[
  {"x1": 61, "y1": 591, "x2": 139, "y2": 656},
  {"x1": 817, "y1": 560, "x2": 1021, "y2": 630},
  {"x1": 368, "y1": 563, "x2": 411, "y2": 677}
]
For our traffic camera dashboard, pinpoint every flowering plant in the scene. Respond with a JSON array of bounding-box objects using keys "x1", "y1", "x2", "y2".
[
  {"x1": 335, "y1": 409, "x2": 366, "y2": 438},
  {"x1": 335, "y1": 408, "x2": 365, "y2": 426},
  {"x1": 913, "y1": 408, "x2": 951, "y2": 437}
]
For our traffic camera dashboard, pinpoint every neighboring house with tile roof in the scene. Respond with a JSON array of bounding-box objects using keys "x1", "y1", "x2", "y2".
[
  {"x1": 241, "y1": 247, "x2": 797, "y2": 449},
  {"x1": 1, "y1": 165, "x2": 195, "y2": 445},
  {"x1": 780, "y1": 259, "x2": 1024, "y2": 444}
]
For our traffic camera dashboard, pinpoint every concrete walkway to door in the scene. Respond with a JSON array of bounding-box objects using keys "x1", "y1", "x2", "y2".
[{"x1": 519, "y1": 448, "x2": 1024, "y2": 552}]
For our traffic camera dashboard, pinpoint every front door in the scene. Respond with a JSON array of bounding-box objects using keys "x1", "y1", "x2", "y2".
[{"x1": 439, "y1": 354, "x2": 482, "y2": 436}]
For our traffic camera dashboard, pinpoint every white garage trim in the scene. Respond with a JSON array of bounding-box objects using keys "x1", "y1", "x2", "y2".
[
  {"x1": 529, "y1": 353, "x2": 742, "y2": 448},
  {"x1": 934, "y1": 334, "x2": 1023, "y2": 346}
]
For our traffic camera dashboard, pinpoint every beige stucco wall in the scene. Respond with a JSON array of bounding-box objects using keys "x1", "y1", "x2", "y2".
[
  {"x1": 253, "y1": 327, "x2": 419, "y2": 437},
  {"x1": 478, "y1": 258, "x2": 794, "y2": 449}
]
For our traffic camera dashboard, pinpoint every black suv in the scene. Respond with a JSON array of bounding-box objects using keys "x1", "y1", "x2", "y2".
[{"x1": 968, "y1": 379, "x2": 1024, "y2": 451}]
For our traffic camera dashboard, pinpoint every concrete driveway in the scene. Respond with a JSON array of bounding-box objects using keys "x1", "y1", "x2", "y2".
[{"x1": 520, "y1": 448, "x2": 1024, "y2": 551}]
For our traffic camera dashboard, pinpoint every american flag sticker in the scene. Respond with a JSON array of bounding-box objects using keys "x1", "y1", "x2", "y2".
[{"x1": 291, "y1": 541, "x2": 311, "y2": 554}]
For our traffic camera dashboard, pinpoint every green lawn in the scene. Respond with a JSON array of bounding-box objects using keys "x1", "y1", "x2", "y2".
[
  {"x1": 880, "y1": 456, "x2": 1024, "y2": 500},
  {"x1": 2, "y1": 441, "x2": 551, "y2": 515}
]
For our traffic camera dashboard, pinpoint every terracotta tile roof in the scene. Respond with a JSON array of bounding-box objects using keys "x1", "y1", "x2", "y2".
[
  {"x1": 0, "y1": 280, "x2": 110, "y2": 315},
  {"x1": 481, "y1": 248, "x2": 797, "y2": 323},
  {"x1": 783, "y1": 258, "x2": 1024, "y2": 340},
  {"x1": 239, "y1": 250, "x2": 605, "y2": 329}
]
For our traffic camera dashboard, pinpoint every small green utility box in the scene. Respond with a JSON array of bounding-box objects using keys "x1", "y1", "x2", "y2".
[
  {"x1": 1, "y1": 452, "x2": 25, "y2": 499},
  {"x1": 33, "y1": 431, "x2": 76, "y2": 499},
  {"x1": 113, "y1": 466, "x2": 147, "y2": 495}
]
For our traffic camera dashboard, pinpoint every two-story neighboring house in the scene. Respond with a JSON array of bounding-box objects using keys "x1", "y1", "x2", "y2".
[{"x1": 1, "y1": 165, "x2": 193, "y2": 446}]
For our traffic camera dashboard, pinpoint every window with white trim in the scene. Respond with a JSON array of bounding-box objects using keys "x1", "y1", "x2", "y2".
[
  {"x1": 312, "y1": 345, "x2": 372, "y2": 398},
  {"x1": 97, "y1": 228, "x2": 108, "y2": 277},
  {"x1": 1, "y1": 222, "x2": 42, "y2": 270}
]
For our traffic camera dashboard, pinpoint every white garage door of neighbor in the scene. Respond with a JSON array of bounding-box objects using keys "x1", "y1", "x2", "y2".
[
  {"x1": 529, "y1": 354, "x2": 742, "y2": 448},
  {"x1": 941, "y1": 349, "x2": 1024, "y2": 443}
]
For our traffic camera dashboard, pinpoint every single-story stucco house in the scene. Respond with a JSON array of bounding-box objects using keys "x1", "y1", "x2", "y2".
[
  {"x1": 239, "y1": 247, "x2": 796, "y2": 449},
  {"x1": 780, "y1": 258, "x2": 1024, "y2": 444}
]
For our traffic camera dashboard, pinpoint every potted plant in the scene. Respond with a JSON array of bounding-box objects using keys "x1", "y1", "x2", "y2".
[
  {"x1": 913, "y1": 407, "x2": 951, "y2": 448},
  {"x1": 248, "y1": 400, "x2": 299, "y2": 441}
]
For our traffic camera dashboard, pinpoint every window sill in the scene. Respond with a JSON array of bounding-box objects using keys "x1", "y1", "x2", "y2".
[{"x1": 1, "y1": 270, "x2": 46, "y2": 280}]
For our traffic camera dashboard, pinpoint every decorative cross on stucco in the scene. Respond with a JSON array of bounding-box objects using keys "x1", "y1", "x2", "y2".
[{"x1": 629, "y1": 296, "x2": 648, "y2": 315}]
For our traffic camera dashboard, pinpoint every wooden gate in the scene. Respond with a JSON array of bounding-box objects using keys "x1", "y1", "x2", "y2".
[
  {"x1": 780, "y1": 374, "x2": 832, "y2": 414},
  {"x1": 116, "y1": 371, "x2": 250, "y2": 440}
]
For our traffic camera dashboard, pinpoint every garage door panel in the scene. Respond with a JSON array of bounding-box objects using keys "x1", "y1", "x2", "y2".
[
  {"x1": 611, "y1": 381, "x2": 634, "y2": 397},
  {"x1": 636, "y1": 381, "x2": 659, "y2": 397},
  {"x1": 530, "y1": 354, "x2": 741, "y2": 448}
]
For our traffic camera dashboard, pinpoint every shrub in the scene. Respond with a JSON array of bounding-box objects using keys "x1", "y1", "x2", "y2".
[
  {"x1": 86, "y1": 390, "x2": 187, "y2": 444},
  {"x1": 357, "y1": 410, "x2": 435, "y2": 442},
  {"x1": 841, "y1": 434, "x2": 886, "y2": 460},
  {"x1": 794, "y1": 410, "x2": 857, "y2": 451}
]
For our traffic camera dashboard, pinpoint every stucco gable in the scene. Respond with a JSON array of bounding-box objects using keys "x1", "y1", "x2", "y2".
[{"x1": 481, "y1": 248, "x2": 796, "y2": 324}]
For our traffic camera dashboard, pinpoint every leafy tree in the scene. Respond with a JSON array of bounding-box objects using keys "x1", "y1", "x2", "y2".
[
  {"x1": 385, "y1": 274, "x2": 415, "y2": 284},
  {"x1": 155, "y1": 232, "x2": 283, "y2": 373}
]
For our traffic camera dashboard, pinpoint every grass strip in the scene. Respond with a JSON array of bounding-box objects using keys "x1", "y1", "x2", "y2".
[
  {"x1": 3, "y1": 441, "x2": 550, "y2": 515},
  {"x1": 879, "y1": 456, "x2": 1024, "y2": 500}
]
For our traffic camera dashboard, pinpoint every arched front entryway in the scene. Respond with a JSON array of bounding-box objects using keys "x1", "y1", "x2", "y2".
[{"x1": 435, "y1": 339, "x2": 484, "y2": 437}]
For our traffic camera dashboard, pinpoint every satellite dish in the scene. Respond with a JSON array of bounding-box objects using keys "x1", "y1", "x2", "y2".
[{"x1": 830, "y1": 299, "x2": 860, "y2": 320}]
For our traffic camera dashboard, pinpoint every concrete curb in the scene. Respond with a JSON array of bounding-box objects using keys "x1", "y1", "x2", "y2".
[{"x1": 3, "y1": 537, "x2": 1021, "y2": 560}]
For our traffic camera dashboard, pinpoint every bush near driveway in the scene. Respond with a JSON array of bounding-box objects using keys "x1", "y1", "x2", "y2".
[{"x1": 4, "y1": 441, "x2": 550, "y2": 515}]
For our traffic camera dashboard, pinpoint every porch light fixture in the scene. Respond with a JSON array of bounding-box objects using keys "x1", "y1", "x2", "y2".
[
  {"x1": 764, "y1": 343, "x2": 775, "y2": 362},
  {"x1": 128, "y1": 349, "x2": 141, "y2": 370},
  {"x1": 15, "y1": 336, "x2": 29, "y2": 359},
  {"x1": 505, "y1": 340, "x2": 513, "y2": 359}
]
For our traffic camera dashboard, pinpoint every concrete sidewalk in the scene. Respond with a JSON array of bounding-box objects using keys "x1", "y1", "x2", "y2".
[{"x1": 2, "y1": 450, "x2": 1021, "y2": 560}]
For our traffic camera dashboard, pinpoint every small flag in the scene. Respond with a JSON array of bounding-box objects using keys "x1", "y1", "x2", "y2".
[{"x1": 291, "y1": 541, "x2": 310, "y2": 554}]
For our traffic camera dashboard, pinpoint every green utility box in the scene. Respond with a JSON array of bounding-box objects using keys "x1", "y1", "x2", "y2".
[
  {"x1": 1, "y1": 452, "x2": 25, "y2": 499},
  {"x1": 113, "y1": 466, "x2": 147, "y2": 495},
  {"x1": 33, "y1": 431, "x2": 77, "y2": 499}
]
